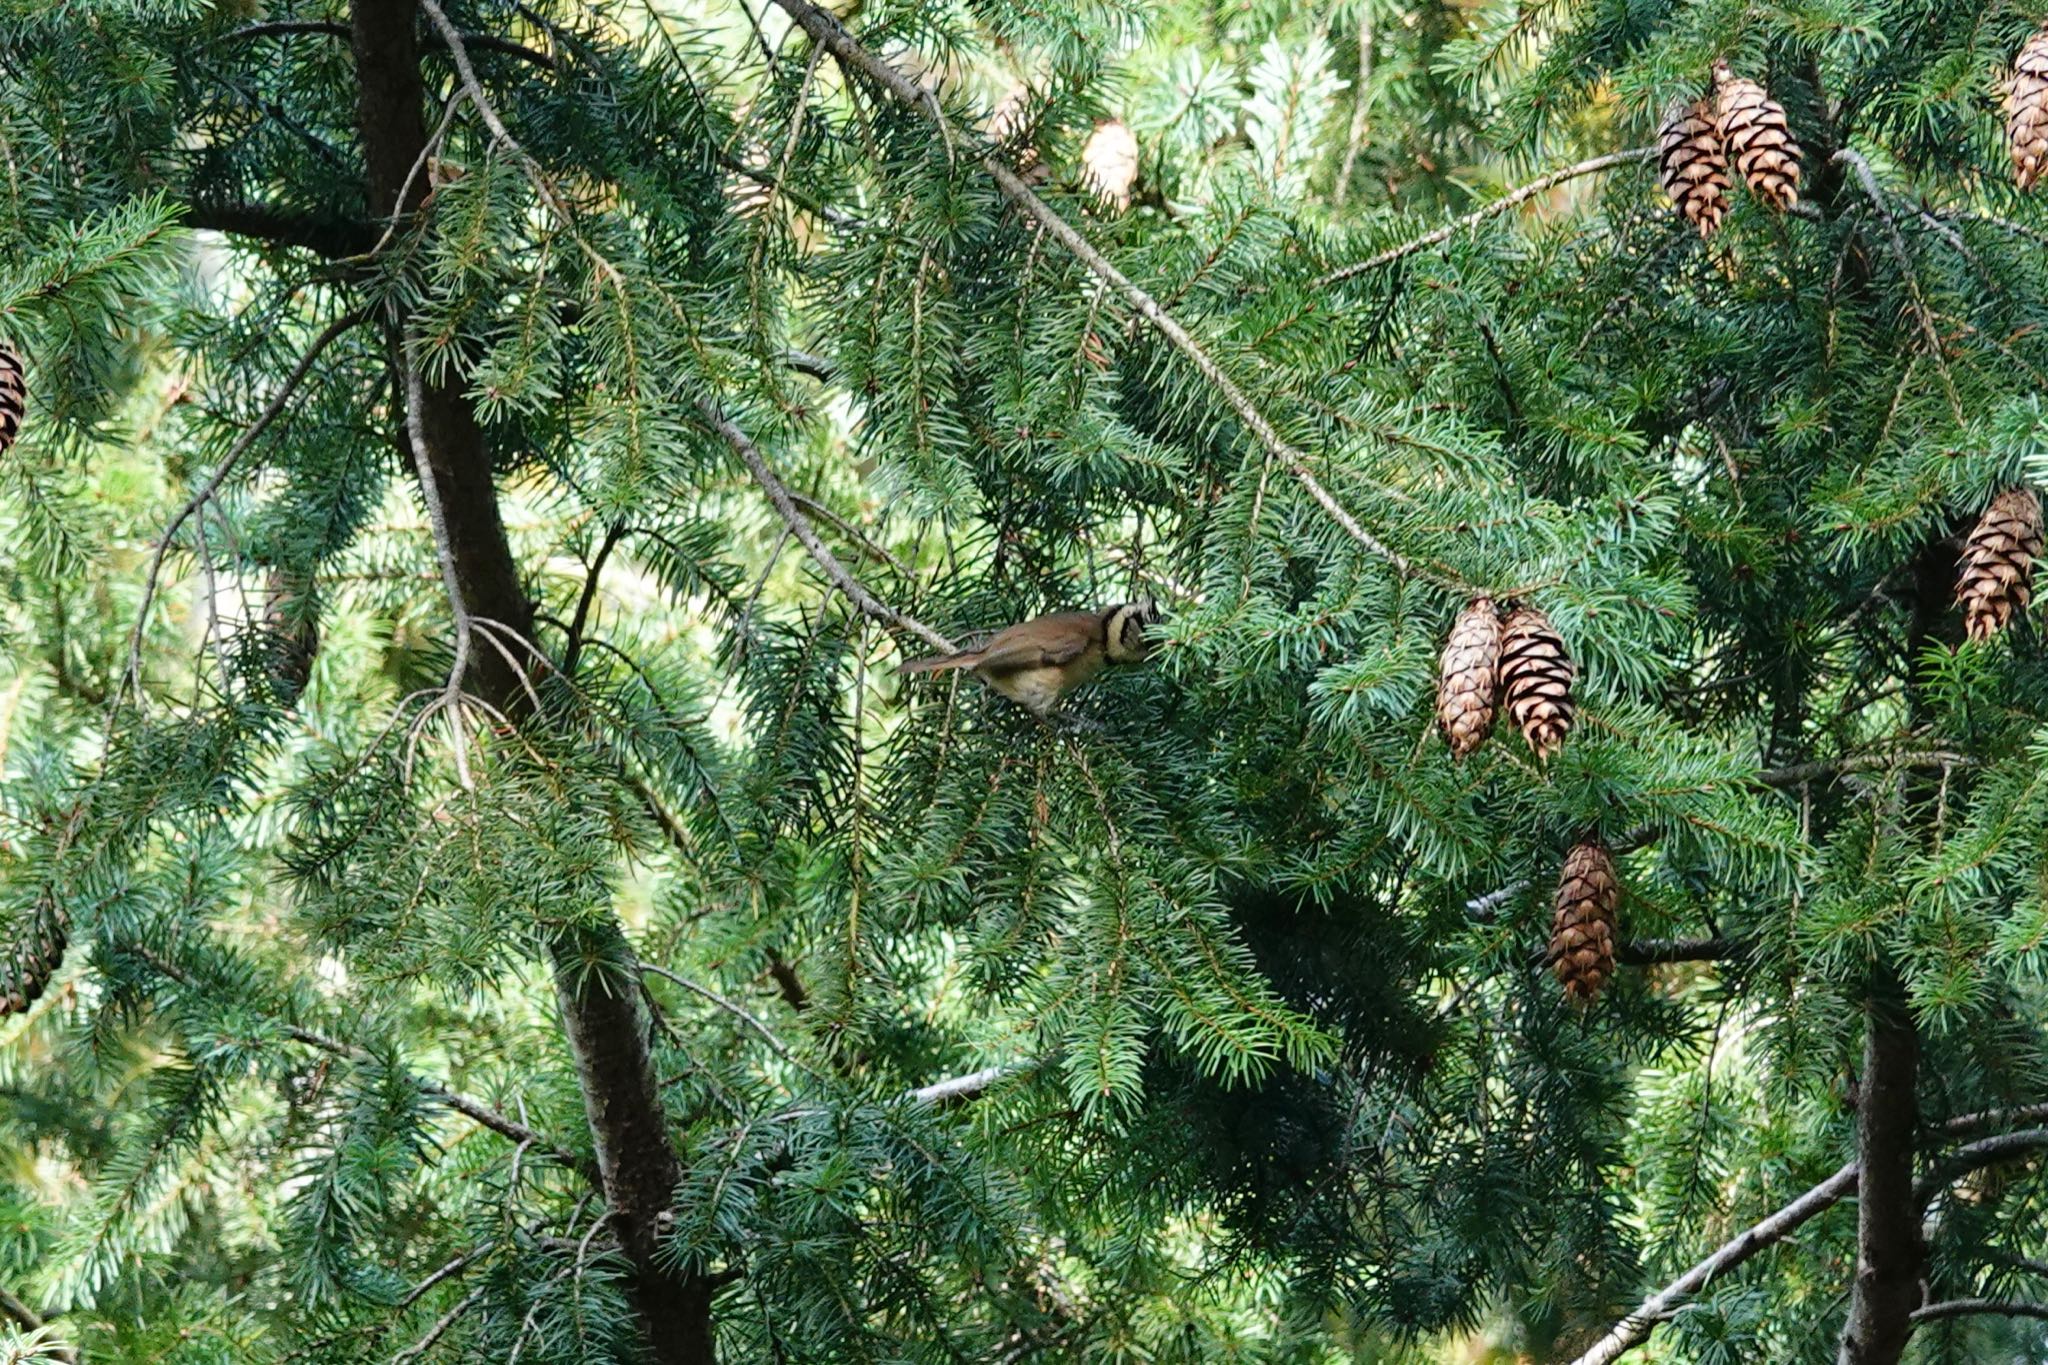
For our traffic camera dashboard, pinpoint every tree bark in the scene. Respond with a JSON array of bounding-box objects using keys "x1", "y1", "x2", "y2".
[
  {"x1": 1836, "y1": 974, "x2": 1921, "y2": 1365},
  {"x1": 348, "y1": 3, "x2": 712, "y2": 1359}
]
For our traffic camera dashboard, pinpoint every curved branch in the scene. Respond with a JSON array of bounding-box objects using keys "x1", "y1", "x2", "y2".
[
  {"x1": 1568, "y1": 1160, "x2": 1860, "y2": 1365},
  {"x1": 699, "y1": 400, "x2": 957, "y2": 655},
  {"x1": 766, "y1": 0, "x2": 1472, "y2": 593},
  {"x1": 1316, "y1": 149, "x2": 1654, "y2": 285}
]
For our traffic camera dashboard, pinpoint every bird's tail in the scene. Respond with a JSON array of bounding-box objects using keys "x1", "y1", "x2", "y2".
[{"x1": 900, "y1": 651, "x2": 981, "y2": 676}]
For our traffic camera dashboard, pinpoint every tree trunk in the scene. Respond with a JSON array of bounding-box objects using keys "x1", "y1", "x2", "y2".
[
  {"x1": 348, "y1": 3, "x2": 713, "y2": 1359},
  {"x1": 1836, "y1": 975, "x2": 1920, "y2": 1365}
]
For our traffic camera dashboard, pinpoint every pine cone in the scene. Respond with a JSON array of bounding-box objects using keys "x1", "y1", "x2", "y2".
[
  {"x1": 1499, "y1": 604, "x2": 1574, "y2": 760},
  {"x1": 0, "y1": 895, "x2": 69, "y2": 1017},
  {"x1": 1958, "y1": 487, "x2": 2045, "y2": 641},
  {"x1": 1437, "y1": 597, "x2": 1502, "y2": 759},
  {"x1": 1658, "y1": 99, "x2": 1731, "y2": 237},
  {"x1": 1080, "y1": 120, "x2": 1139, "y2": 210},
  {"x1": 2010, "y1": 24, "x2": 2048, "y2": 190},
  {"x1": 0, "y1": 343, "x2": 24, "y2": 458},
  {"x1": 1713, "y1": 61, "x2": 1802, "y2": 211},
  {"x1": 1551, "y1": 839, "x2": 1619, "y2": 1003}
]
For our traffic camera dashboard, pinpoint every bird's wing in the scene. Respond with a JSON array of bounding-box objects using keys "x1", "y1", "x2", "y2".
[{"x1": 972, "y1": 614, "x2": 1096, "y2": 675}]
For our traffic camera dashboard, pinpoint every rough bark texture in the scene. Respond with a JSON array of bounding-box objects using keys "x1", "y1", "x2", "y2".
[
  {"x1": 1837, "y1": 977, "x2": 1921, "y2": 1365},
  {"x1": 349, "y1": 3, "x2": 711, "y2": 1359}
]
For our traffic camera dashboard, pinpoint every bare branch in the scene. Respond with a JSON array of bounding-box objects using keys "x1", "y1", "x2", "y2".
[
  {"x1": 131, "y1": 945, "x2": 588, "y2": 1178},
  {"x1": 1911, "y1": 1299, "x2": 2048, "y2": 1325},
  {"x1": 1944, "y1": 1103, "x2": 2048, "y2": 1136},
  {"x1": 766, "y1": 0, "x2": 1470, "y2": 593},
  {"x1": 1916, "y1": 1127, "x2": 2048, "y2": 1207},
  {"x1": 1317, "y1": 149, "x2": 1654, "y2": 285},
  {"x1": 1567, "y1": 1160, "x2": 1860, "y2": 1365},
  {"x1": 1617, "y1": 937, "x2": 1747, "y2": 966},
  {"x1": 699, "y1": 400, "x2": 957, "y2": 654},
  {"x1": 0, "y1": 1286, "x2": 74, "y2": 1363},
  {"x1": 121, "y1": 308, "x2": 371, "y2": 711},
  {"x1": 908, "y1": 1064, "x2": 1019, "y2": 1106},
  {"x1": 1757, "y1": 751, "x2": 1969, "y2": 789}
]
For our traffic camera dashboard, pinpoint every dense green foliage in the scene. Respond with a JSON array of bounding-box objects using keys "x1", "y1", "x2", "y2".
[{"x1": 7, "y1": 0, "x2": 2048, "y2": 1361}]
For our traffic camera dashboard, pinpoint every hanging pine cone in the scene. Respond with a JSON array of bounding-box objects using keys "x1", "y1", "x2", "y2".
[
  {"x1": 1080, "y1": 119, "x2": 1140, "y2": 210},
  {"x1": 1550, "y1": 839, "x2": 1618, "y2": 1003},
  {"x1": 1658, "y1": 99, "x2": 1731, "y2": 237},
  {"x1": 1957, "y1": 487, "x2": 2045, "y2": 641},
  {"x1": 2011, "y1": 24, "x2": 2048, "y2": 190},
  {"x1": 1498, "y1": 603, "x2": 1574, "y2": 760},
  {"x1": 0, "y1": 895, "x2": 69, "y2": 1017},
  {"x1": 1437, "y1": 597, "x2": 1503, "y2": 759},
  {"x1": 1712, "y1": 60, "x2": 1802, "y2": 211},
  {"x1": 0, "y1": 343, "x2": 24, "y2": 458}
]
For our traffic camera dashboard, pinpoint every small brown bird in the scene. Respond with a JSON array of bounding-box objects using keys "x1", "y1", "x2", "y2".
[{"x1": 900, "y1": 599, "x2": 1160, "y2": 717}]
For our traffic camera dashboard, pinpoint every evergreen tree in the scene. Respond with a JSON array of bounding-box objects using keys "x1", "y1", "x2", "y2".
[{"x1": 6, "y1": 0, "x2": 2048, "y2": 1362}]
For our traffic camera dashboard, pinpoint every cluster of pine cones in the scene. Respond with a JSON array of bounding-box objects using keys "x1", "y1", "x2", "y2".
[
  {"x1": 1436, "y1": 598, "x2": 1575, "y2": 762},
  {"x1": 1658, "y1": 60, "x2": 1802, "y2": 237}
]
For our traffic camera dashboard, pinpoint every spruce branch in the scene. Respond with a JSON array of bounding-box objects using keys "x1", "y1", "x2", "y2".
[
  {"x1": 698, "y1": 400, "x2": 957, "y2": 654},
  {"x1": 1568, "y1": 1159, "x2": 1860, "y2": 1365},
  {"x1": 765, "y1": 0, "x2": 1469, "y2": 593},
  {"x1": 0, "y1": 1288, "x2": 72, "y2": 1365},
  {"x1": 226, "y1": 18, "x2": 558, "y2": 70},
  {"x1": 1316, "y1": 148, "x2": 1654, "y2": 285}
]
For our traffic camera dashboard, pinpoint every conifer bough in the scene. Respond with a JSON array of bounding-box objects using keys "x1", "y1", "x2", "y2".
[
  {"x1": 1658, "y1": 99, "x2": 1731, "y2": 237},
  {"x1": 0, "y1": 344, "x2": 23, "y2": 457},
  {"x1": 2010, "y1": 23, "x2": 2048, "y2": 190},
  {"x1": 1713, "y1": 60, "x2": 1802, "y2": 211},
  {"x1": 1551, "y1": 839, "x2": 1619, "y2": 1002},
  {"x1": 1437, "y1": 597, "x2": 1502, "y2": 759},
  {"x1": 1958, "y1": 487, "x2": 2045, "y2": 641},
  {"x1": 1498, "y1": 603, "x2": 1574, "y2": 760}
]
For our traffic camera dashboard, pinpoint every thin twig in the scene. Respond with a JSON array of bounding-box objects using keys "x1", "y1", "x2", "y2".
[{"x1": 1317, "y1": 149, "x2": 1654, "y2": 285}]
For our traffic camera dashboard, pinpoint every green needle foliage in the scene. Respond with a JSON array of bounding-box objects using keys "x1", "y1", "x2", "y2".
[{"x1": 4, "y1": 0, "x2": 2048, "y2": 1361}]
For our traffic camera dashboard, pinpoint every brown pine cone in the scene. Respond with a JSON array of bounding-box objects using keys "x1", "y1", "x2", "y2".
[
  {"x1": 1499, "y1": 603, "x2": 1574, "y2": 761},
  {"x1": 0, "y1": 343, "x2": 24, "y2": 457},
  {"x1": 2010, "y1": 24, "x2": 2048, "y2": 190},
  {"x1": 1551, "y1": 839, "x2": 1619, "y2": 1003},
  {"x1": 0, "y1": 895, "x2": 69, "y2": 1017},
  {"x1": 1658, "y1": 99, "x2": 1731, "y2": 237},
  {"x1": 1081, "y1": 120, "x2": 1140, "y2": 210},
  {"x1": 1958, "y1": 487, "x2": 2045, "y2": 641},
  {"x1": 1713, "y1": 61, "x2": 1802, "y2": 211},
  {"x1": 1437, "y1": 597, "x2": 1502, "y2": 759}
]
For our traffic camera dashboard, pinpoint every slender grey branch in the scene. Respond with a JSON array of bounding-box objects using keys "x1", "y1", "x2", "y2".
[
  {"x1": 1756, "y1": 751, "x2": 1969, "y2": 789},
  {"x1": 1944, "y1": 1103, "x2": 2048, "y2": 1136},
  {"x1": 1317, "y1": 149, "x2": 1654, "y2": 285},
  {"x1": 698, "y1": 400, "x2": 957, "y2": 654},
  {"x1": 1617, "y1": 937, "x2": 1747, "y2": 966},
  {"x1": 908, "y1": 1064, "x2": 1018, "y2": 1106},
  {"x1": 1911, "y1": 1299, "x2": 2048, "y2": 1324},
  {"x1": 1568, "y1": 1160, "x2": 1860, "y2": 1365},
  {"x1": 1916, "y1": 1128, "x2": 2048, "y2": 1207},
  {"x1": 766, "y1": 0, "x2": 1471, "y2": 593},
  {"x1": 121, "y1": 308, "x2": 371, "y2": 711}
]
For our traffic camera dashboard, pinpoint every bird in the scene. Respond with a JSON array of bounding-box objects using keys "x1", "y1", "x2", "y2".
[{"x1": 899, "y1": 599, "x2": 1160, "y2": 717}]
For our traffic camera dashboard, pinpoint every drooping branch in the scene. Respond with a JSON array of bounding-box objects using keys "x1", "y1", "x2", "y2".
[
  {"x1": 699, "y1": 399, "x2": 957, "y2": 655},
  {"x1": 1316, "y1": 148, "x2": 1654, "y2": 285},
  {"x1": 132, "y1": 944, "x2": 582, "y2": 1174},
  {"x1": 1567, "y1": 1160, "x2": 1860, "y2": 1365},
  {"x1": 765, "y1": 0, "x2": 1471, "y2": 594}
]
